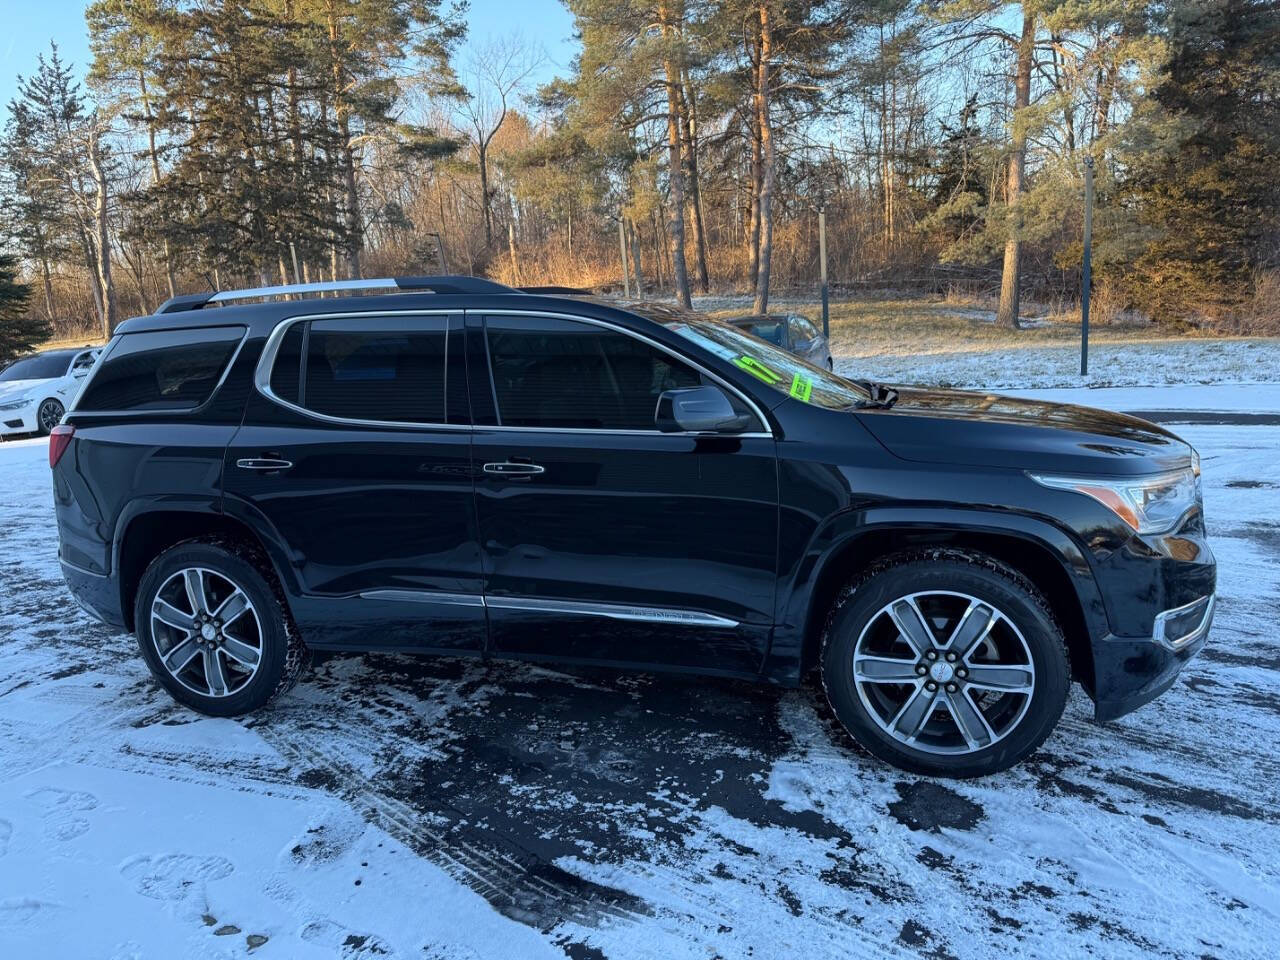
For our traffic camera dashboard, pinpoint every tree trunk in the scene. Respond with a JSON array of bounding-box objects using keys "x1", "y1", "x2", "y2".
[
  {"x1": 996, "y1": 13, "x2": 1036, "y2": 329},
  {"x1": 753, "y1": 3, "x2": 776, "y2": 313},
  {"x1": 479, "y1": 143, "x2": 493, "y2": 247},
  {"x1": 678, "y1": 78, "x2": 710, "y2": 293},
  {"x1": 747, "y1": 39, "x2": 762, "y2": 291},
  {"x1": 88, "y1": 127, "x2": 118, "y2": 337},
  {"x1": 629, "y1": 218, "x2": 644, "y2": 295},
  {"x1": 328, "y1": 3, "x2": 361, "y2": 278},
  {"x1": 659, "y1": 0, "x2": 692, "y2": 308},
  {"x1": 39, "y1": 256, "x2": 54, "y2": 319}
]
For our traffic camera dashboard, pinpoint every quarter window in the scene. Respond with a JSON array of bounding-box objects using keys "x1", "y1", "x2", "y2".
[
  {"x1": 77, "y1": 327, "x2": 244, "y2": 411},
  {"x1": 485, "y1": 315, "x2": 753, "y2": 431}
]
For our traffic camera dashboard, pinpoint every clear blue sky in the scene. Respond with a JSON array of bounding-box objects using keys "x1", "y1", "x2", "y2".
[{"x1": 0, "y1": 0, "x2": 578, "y2": 112}]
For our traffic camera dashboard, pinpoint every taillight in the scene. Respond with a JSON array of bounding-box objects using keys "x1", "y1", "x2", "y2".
[{"x1": 49, "y1": 424, "x2": 74, "y2": 468}]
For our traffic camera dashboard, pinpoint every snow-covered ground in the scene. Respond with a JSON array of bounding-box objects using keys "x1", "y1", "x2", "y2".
[
  {"x1": 839, "y1": 337, "x2": 1280, "y2": 391},
  {"x1": 2, "y1": 388, "x2": 1278, "y2": 958}
]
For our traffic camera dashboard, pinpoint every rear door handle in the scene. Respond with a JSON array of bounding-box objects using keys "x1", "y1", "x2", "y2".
[
  {"x1": 236, "y1": 457, "x2": 293, "y2": 472},
  {"x1": 483, "y1": 461, "x2": 545, "y2": 477}
]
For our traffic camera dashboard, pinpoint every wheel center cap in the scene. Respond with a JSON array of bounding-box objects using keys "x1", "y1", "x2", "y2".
[
  {"x1": 200, "y1": 623, "x2": 217, "y2": 641},
  {"x1": 929, "y1": 661, "x2": 955, "y2": 683}
]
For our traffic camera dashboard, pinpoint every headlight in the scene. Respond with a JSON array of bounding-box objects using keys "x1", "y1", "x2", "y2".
[
  {"x1": 1030, "y1": 458, "x2": 1202, "y2": 535},
  {"x1": 0, "y1": 396, "x2": 30, "y2": 411}
]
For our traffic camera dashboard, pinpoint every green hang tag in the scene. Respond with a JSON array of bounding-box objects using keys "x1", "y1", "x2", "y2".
[
  {"x1": 789, "y1": 374, "x2": 813, "y2": 402},
  {"x1": 734, "y1": 355, "x2": 783, "y2": 385}
]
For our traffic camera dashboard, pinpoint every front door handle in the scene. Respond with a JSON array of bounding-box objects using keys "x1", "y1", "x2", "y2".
[
  {"x1": 236, "y1": 457, "x2": 294, "y2": 472},
  {"x1": 483, "y1": 461, "x2": 545, "y2": 477}
]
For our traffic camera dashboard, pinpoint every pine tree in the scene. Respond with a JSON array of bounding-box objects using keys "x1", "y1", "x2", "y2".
[
  {"x1": 1125, "y1": 0, "x2": 1280, "y2": 318},
  {"x1": 0, "y1": 254, "x2": 48, "y2": 365}
]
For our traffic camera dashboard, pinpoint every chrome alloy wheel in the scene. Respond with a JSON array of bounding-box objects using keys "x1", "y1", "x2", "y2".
[
  {"x1": 38, "y1": 398, "x2": 64, "y2": 433},
  {"x1": 150, "y1": 567, "x2": 263, "y2": 697},
  {"x1": 852, "y1": 591, "x2": 1036, "y2": 755}
]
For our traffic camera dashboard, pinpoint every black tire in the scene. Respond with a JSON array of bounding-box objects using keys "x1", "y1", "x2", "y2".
[
  {"x1": 826, "y1": 357, "x2": 834, "y2": 372},
  {"x1": 133, "y1": 539, "x2": 307, "y2": 716},
  {"x1": 820, "y1": 549, "x2": 1069, "y2": 778},
  {"x1": 36, "y1": 398, "x2": 64, "y2": 436}
]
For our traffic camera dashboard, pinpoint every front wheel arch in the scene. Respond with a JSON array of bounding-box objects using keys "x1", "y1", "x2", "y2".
[{"x1": 794, "y1": 522, "x2": 1097, "y2": 696}]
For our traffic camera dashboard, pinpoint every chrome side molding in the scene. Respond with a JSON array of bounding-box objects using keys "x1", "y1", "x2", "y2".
[{"x1": 356, "y1": 588, "x2": 738, "y2": 627}]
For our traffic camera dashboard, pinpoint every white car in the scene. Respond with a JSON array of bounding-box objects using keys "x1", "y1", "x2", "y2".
[{"x1": 0, "y1": 347, "x2": 101, "y2": 438}]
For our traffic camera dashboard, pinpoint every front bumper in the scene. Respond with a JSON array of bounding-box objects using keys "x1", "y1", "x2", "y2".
[
  {"x1": 1091, "y1": 592, "x2": 1215, "y2": 721},
  {"x1": 0, "y1": 404, "x2": 37, "y2": 436}
]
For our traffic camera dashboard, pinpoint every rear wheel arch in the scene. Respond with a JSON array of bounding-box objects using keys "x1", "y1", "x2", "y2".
[
  {"x1": 116, "y1": 508, "x2": 292, "y2": 633},
  {"x1": 799, "y1": 524, "x2": 1096, "y2": 694}
]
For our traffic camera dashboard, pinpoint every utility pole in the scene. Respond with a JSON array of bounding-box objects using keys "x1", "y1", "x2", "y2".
[
  {"x1": 819, "y1": 208, "x2": 829, "y2": 339},
  {"x1": 619, "y1": 215, "x2": 631, "y2": 298},
  {"x1": 1081, "y1": 155, "x2": 1095, "y2": 377}
]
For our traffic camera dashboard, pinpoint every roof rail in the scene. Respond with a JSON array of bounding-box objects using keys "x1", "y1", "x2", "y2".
[
  {"x1": 519, "y1": 285, "x2": 593, "y2": 295},
  {"x1": 155, "y1": 275, "x2": 517, "y2": 314}
]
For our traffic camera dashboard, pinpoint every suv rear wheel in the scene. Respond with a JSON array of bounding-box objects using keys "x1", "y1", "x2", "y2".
[
  {"x1": 134, "y1": 540, "x2": 306, "y2": 716},
  {"x1": 821, "y1": 550, "x2": 1069, "y2": 778}
]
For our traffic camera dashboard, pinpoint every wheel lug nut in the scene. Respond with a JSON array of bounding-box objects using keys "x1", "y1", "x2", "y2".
[
  {"x1": 925, "y1": 681, "x2": 937, "y2": 692},
  {"x1": 957, "y1": 668, "x2": 967, "y2": 678},
  {"x1": 915, "y1": 664, "x2": 927, "y2": 675},
  {"x1": 946, "y1": 683, "x2": 958, "y2": 693},
  {"x1": 945, "y1": 651, "x2": 957, "y2": 662},
  {"x1": 926, "y1": 650, "x2": 938, "y2": 660}
]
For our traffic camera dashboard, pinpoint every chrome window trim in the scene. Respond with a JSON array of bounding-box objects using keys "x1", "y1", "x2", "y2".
[
  {"x1": 480, "y1": 309, "x2": 773, "y2": 438},
  {"x1": 254, "y1": 308, "x2": 775, "y2": 438},
  {"x1": 67, "y1": 326, "x2": 250, "y2": 419},
  {"x1": 356, "y1": 587, "x2": 739, "y2": 627}
]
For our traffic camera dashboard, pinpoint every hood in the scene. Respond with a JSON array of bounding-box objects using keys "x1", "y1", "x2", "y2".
[
  {"x1": 855, "y1": 385, "x2": 1192, "y2": 476},
  {"x1": 0, "y1": 379, "x2": 45, "y2": 402}
]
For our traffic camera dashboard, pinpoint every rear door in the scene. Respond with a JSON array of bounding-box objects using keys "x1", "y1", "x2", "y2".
[
  {"x1": 470, "y1": 311, "x2": 779, "y2": 675},
  {"x1": 223, "y1": 311, "x2": 485, "y2": 652}
]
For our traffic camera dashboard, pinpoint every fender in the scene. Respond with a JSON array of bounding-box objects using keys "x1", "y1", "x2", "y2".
[
  {"x1": 762, "y1": 504, "x2": 1110, "y2": 685},
  {"x1": 110, "y1": 495, "x2": 223, "y2": 579}
]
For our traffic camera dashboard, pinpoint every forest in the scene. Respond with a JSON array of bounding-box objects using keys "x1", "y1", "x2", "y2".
[{"x1": 0, "y1": 0, "x2": 1277, "y2": 356}]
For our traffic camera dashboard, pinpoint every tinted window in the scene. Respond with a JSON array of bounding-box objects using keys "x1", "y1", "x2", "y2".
[
  {"x1": 77, "y1": 328, "x2": 243, "y2": 411},
  {"x1": 301, "y1": 316, "x2": 448, "y2": 423},
  {"x1": 0, "y1": 351, "x2": 74, "y2": 381},
  {"x1": 269, "y1": 324, "x2": 304, "y2": 404},
  {"x1": 792, "y1": 316, "x2": 820, "y2": 341},
  {"x1": 486, "y1": 315, "x2": 707, "y2": 430}
]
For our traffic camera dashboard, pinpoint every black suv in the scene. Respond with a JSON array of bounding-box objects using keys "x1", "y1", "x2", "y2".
[{"x1": 52, "y1": 277, "x2": 1215, "y2": 777}]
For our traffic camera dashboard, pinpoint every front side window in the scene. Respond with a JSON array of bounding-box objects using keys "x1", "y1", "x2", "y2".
[
  {"x1": 668, "y1": 318, "x2": 865, "y2": 410},
  {"x1": 77, "y1": 328, "x2": 244, "y2": 411},
  {"x1": 267, "y1": 315, "x2": 454, "y2": 424},
  {"x1": 486, "y1": 315, "x2": 749, "y2": 431}
]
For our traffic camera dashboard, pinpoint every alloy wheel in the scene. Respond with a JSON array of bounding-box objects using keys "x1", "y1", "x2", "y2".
[
  {"x1": 852, "y1": 590, "x2": 1036, "y2": 755},
  {"x1": 150, "y1": 566, "x2": 263, "y2": 697},
  {"x1": 38, "y1": 399, "x2": 64, "y2": 434}
]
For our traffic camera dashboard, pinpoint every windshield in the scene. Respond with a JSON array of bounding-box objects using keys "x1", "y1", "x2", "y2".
[
  {"x1": 0, "y1": 352, "x2": 71, "y2": 382},
  {"x1": 666, "y1": 318, "x2": 867, "y2": 410}
]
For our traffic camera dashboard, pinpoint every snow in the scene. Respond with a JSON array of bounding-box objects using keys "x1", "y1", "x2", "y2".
[
  {"x1": 3, "y1": 377, "x2": 1280, "y2": 958},
  {"x1": 837, "y1": 337, "x2": 1280, "y2": 391}
]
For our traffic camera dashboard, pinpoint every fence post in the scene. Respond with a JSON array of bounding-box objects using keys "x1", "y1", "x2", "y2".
[
  {"x1": 619, "y1": 216, "x2": 631, "y2": 298},
  {"x1": 818, "y1": 208, "x2": 829, "y2": 339},
  {"x1": 1081, "y1": 156, "x2": 1094, "y2": 377}
]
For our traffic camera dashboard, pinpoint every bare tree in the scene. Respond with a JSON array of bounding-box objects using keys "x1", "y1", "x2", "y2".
[{"x1": 454, "y1": 35, "x2": 544, "y2": 248}]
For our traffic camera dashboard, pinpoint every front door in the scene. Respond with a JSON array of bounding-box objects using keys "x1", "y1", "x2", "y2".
[
  {"x1": 223, "y1": 311, "x2": 485, "y2": 652},
  {"x1": 470, "y1": 312, "x2": 779, "y2": 675}
]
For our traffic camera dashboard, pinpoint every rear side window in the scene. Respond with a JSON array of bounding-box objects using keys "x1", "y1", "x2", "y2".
[
  {"x1": 294, "y1": 316, "x2": 450, "y2": 424},
  {"x1": 76, "y1": 327, "x2": 244, "y2": 411},
  {"x1": 485, "y1": 315, "x2": 708, "y2": 430}
]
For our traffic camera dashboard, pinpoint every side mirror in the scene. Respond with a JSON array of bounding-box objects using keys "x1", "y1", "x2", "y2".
[{"x1": 656, "y1": 385, "x2": 752, "y2": 434}]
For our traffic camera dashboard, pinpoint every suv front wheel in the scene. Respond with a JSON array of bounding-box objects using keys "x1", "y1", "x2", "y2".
[
  {"x1": 821, "y1": 550, "x2": 1069, "y2": 778},
  {"x1": 134, "y1": 540, "x2": 306, "y2": 716}
]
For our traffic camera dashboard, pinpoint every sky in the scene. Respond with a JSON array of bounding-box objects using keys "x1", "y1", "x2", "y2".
[{"x1": 0, "y1": 0, "x2": 579, "y2": 114}]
